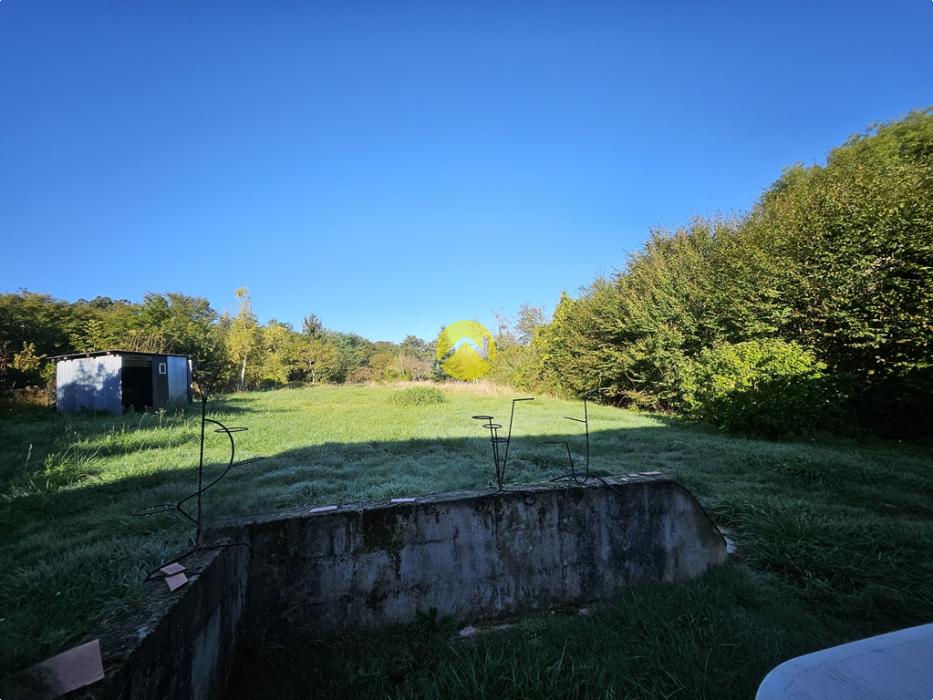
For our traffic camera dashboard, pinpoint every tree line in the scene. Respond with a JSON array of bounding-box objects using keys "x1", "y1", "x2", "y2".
[
  {"x1": 3, "y1": 110, "x2": 930, "y2": 438},
  {"x1": 493, "y1": 110, "x2": 932, "y2": 438},
  {"x1": 0, "y1": 288, "x2": 437, "y2": 396}
]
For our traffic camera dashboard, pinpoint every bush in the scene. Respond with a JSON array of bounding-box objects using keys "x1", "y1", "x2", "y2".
[
  {"x1": 486, "y1": 344, "x2": 542, "y2": 392},
  {"x1": 524, "y1": 111, "x2": 933, "y2": 438},
  {"x1": 679, "y1": 339, "x2": 831, "y2": 437},
  {"x1": 389, "y1": 386, "x2": 447, "y2": 407}
]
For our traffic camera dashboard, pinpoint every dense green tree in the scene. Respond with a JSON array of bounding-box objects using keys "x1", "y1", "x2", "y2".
[
  {"x1": 750, "y1": 112, "x2": 933, "y2": 385},
  {"x1": 399, "y1": 335, "x2": 430, "y2": 357},
  {"x1": 69, "y1": 318, "x2": 117, "y2": 353},
  {"x1": 0, "y1": 292, "x2": 77, "y2": 386},
  {"x1": 138, "y1": 293, "x2": 217, "y2": 355},
  {"x1": 524, "y1": 109, "x2": 933, "y2": 436},
  {"x1": 305, "y1": 335, "x2": 348, "y2": 383},
  {"x1": 258, "y1": 321, "x2": 303, "y2": 385}
]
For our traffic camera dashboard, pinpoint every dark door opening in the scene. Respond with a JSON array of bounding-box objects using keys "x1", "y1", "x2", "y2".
[{"x1": 122, "y1": 362, "x2": 153, "y2": 411}]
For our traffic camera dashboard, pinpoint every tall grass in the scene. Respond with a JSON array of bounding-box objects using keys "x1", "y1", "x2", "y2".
[
  {"x1": 0, "y1": 383, "x2": 931, "y2": 694},
  {"x1": 389, "y1": 386, "x2": 447, "y2": 406}
]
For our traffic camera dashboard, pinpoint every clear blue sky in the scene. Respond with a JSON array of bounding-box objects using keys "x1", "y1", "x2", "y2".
[{"x1": 2, "y1": 1, "x2": 931, "y2": 342}]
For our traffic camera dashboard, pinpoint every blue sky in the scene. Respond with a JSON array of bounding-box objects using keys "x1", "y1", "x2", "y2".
[{"x1": 2, "y1": 1, "x2": 931, "y2": 342}]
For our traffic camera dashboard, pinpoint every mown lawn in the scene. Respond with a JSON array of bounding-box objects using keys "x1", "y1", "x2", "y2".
[{"x1": 1, "y1": 383, "x2": 931, "y2": 698}]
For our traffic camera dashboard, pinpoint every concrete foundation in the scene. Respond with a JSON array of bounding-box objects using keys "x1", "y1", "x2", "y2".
[
  {"x1": 233, "y1": 476, "x2": 727, "y2": 643},
  {"x1": 8, "y1": 475, "x2": 726, "y2": 700}
]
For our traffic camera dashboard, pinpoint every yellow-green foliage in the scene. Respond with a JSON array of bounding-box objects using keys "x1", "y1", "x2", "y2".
[{"x1": 679, "y1": 339, "x2": 829, "y2": 437}]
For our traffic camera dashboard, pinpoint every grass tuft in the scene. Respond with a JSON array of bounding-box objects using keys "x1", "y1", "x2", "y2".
[
  {"x1": 389, "y1": 386, "x2": 447, "y2": 407},
  {"x1": 0, "y1": 383, "x2": 930, "y2": 694}
]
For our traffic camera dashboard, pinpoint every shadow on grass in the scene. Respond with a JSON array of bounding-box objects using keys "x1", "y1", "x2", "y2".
[
  {"x1": 228, "y1": 564, "x2": 831, "y2": 700},
  {"x1": 0, "y1": 418, "x2": 931, "y2": 687},
  {"x1": 0, "y1": 396, "x2": 296, "y2": 488}
]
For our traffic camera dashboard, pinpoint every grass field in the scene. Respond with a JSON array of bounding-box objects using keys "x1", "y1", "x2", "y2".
[{"x1": 1, "y1": 383, "x2": 932, "y2": 697}]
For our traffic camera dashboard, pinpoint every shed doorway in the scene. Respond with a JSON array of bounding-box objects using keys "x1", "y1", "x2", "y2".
[{"x1": 122, "y1": 359, "x2": 153, "y2": 411}]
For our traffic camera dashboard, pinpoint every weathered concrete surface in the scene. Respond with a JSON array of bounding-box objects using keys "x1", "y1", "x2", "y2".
[
  {"x1": 230, "y1": 476, "x2": 727, "y2": 643},
  {"x1": 73, "y1": 545, "x2": 247, "y2": 700},
  {"x1": 4, "y1": 476, "x2": 724, "y2": 700}
]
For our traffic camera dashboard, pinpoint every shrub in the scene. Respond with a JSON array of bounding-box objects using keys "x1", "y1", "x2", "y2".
[
  {"x1": 525, "y1": 111, "x2": 933, "y2": 438},
  {"x1": 679, "y1": 339, "x2": 830, "y2": 437},
  {"x1": 389, "y1": 386, "x2": 447, "y2": 407},
  {"x1": 486, "y1": 344, "x2": 543, "y2": 392}
]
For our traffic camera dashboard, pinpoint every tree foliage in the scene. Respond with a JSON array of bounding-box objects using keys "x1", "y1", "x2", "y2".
[
  {"x1": 4, "y1": 109, "x2": 929, "y2": 437},
  {"x1": 515, "y1": 110, "x2": 933, "y2": 437},
  {"x1": 225, "y1": 288, "x2": 261, "y2": 391},
  {"x1": 0, "y1": 288, "x2": 436, "y2": 397},
  {"x1": 679, "y1": 339, "x2": 830, "y2": 437}
]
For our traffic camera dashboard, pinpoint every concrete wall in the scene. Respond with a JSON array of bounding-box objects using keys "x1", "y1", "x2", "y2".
[
  {"x1": 7, "y1": 477, "x2": 724, "y2": 700},
  {"x1": 233, "y1": 477, "x2": 727, "y2": 644},
  {"x1": 82, "y1": 546, "x2": 247, "y2": 700}
]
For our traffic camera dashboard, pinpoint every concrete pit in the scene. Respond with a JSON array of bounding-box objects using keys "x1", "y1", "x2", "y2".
[{"x1": 9, "y1": 475, "x2": 726, "y2": 700}]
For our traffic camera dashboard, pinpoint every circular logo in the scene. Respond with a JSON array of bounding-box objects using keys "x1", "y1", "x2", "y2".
[{"x1": 435, "y1": 320, "x2": 497, "y2": 380}]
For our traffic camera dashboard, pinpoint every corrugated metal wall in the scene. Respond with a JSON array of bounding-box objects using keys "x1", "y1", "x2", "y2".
[
  {"x1": 167, "y1": 355, "x2": 190, "y2": 405},
  {"x1": 56, "y1": 355, "x2": 123, "y2": 414},
  {"x1": 151, "y1": 355, "x2": 168, "y2": 408}
]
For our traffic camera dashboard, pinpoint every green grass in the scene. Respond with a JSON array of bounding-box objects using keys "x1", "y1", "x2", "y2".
[
  {"x1": 389, "y1": 385, "x2": 447, "y2": 406},
  {"x1": 1, "y1": 383, "x2": 931, "y2": 697}
]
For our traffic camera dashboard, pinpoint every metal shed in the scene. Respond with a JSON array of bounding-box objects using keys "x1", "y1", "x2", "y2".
[{"x1": 53, "y1": 350, "x2": 192, "y2": 414}]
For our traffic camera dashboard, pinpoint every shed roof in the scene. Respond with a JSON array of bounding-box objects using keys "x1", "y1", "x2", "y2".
[{"x1": 50, "y1": 350, "x2": 190, "y2": 361}]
